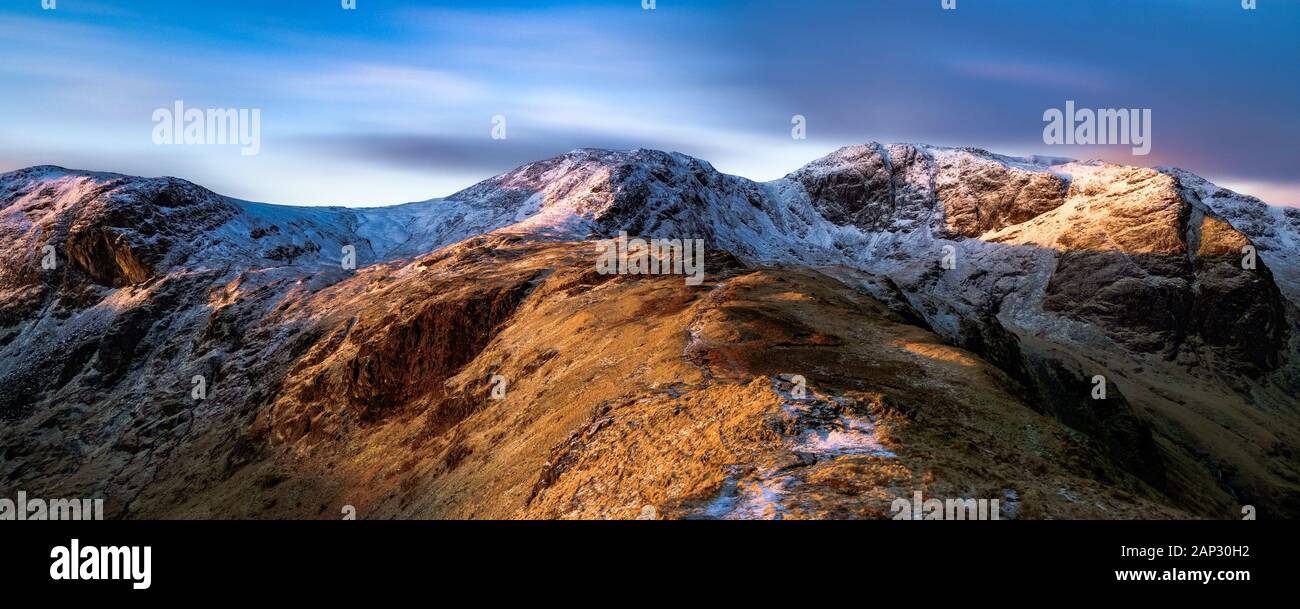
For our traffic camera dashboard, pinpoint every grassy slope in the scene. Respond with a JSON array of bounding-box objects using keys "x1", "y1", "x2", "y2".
[{"x1": 147, "y1": 238, "x2": 1187, "y2": 519}]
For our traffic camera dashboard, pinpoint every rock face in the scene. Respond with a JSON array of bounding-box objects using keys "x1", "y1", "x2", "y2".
[
  {"x1": 933, "y1": 148, "x2": 1071, "y2": 237},
  {"x1": 792, "y1": 143, "x2": 897, "y2": 230},
  {"x1": 789, "y1": 143, "x2": 1071, "y2": 237},
  {"x1": 1004, "y1": 164, "x2": 1291, "y2": 376},
  {"x1": 263, "y1": 247, "x2": 546, "y2": 444},
  {"x1": 1, "y1": 144, "x2": 1297, "y2": 520}
]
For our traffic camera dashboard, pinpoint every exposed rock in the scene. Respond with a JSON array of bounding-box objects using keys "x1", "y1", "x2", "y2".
[
  {"x1": 791, "y1": 143, "x2": 896, "y2": 230},
  {"x1": 934, "y1": 148, "x2": 1069, "y2": 237}
]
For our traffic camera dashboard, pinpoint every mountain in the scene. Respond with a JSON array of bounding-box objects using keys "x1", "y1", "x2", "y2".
[{"x1": 1, "y1": 144, "x2": 1297, "y2": 519}]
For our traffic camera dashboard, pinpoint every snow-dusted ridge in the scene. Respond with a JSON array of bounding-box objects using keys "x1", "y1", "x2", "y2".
[
  {"x1": 0, "y1": 164, "x2": 531, "y2": 274},
  {"x1": 9, "y1": 144, "x2": 1291, "y2": 274},
  {"x1": 3, "y1": 143, "x2": 1297, "y2": 342}
]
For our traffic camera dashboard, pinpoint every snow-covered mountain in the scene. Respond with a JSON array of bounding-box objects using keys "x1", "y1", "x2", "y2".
[
  {"x1": 447, "y1": 145, "x2": 1298, "y2": 380},
  {"x1": 2, "y1": 144, "x2": 1297, "y2": 520},
  {"x1": 0, "y1": 165, "x2": 531, "y2": 275}
]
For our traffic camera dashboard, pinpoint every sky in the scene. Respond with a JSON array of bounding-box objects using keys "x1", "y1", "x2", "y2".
[{"x1": 0, "y1": 0, "x2": 1297, "y2": 207}]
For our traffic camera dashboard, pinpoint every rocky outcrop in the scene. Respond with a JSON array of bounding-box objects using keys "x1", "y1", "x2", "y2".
[
  {"x1": 792, "y1": 143, "x2": 896, "y2": 230},
  {"x1": 261, "y1": 241, "x2": 545, "y2": 445},
  {"x1": 1024, "y1": 167, "x2": 1289, "y2": 376},
  {"x1": 65, "y1": 226, "x2": 155, "y2": 286},
  {"x1": 1021, "y1": 352, "x2": 1166, "y2": 488},
  {"x1": 788, "y1": 144, "x2": 1070, "y2": 237},
  {"x1": 933, "y1": 148, "x2": 1070, "y2": 237}
]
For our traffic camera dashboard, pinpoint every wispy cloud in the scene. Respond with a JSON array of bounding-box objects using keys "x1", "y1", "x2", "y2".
[
  {"x1": 287, "y1": 63, "x2": 486, "y2": 105},
  {"x1": 947, "y1": 58, "x2": 1110, "y2": 92}
]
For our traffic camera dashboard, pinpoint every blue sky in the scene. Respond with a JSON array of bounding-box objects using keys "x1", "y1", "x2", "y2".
[{"x1": 1, "y1": 0, "x2": 1296, "y2": 206}]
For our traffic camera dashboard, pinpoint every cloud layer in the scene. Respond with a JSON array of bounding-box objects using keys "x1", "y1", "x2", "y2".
[{"x1": 1, "y1": 0, "x2": 1296, "y2": 207}]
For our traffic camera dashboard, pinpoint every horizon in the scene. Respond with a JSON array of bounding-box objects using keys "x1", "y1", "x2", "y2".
[
  {"x1": 4, "y1": 142, "x2": 1288, "y2": 211},
  {"x1": 2, "y1": 0, "x2": 1297, "y2": 207}
]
